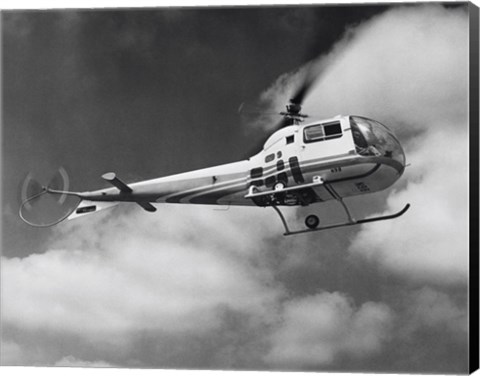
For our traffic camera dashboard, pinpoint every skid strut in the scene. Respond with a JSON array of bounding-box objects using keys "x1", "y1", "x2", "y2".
[{"x1": 272, "y1": 202, "x2": 410, "y2": 236}]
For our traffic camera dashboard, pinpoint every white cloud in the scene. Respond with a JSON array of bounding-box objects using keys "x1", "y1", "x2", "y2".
[
  {"x1": 349, "y1": 129, "x2": 469, "y2": 285},
  {"x1": 258, "y1": 5, "x2": 469, "y2": 285},
  {"x1": 53, "y1": 355, "x2": 115, "y2": 368},
  {"x1": 341, "y1": 7, "x2": 469, "y2": 285},
  {"x1": 343, "y1": 7, "x2": 468, "y2": 284},
  {"x1": 0, "y1": 340, "x2": 24, "y2": 366},
  {"x1": 308, "y1": 6, "x2": 467, "y2": 125},
  {"x1": 2, "y1": 205, "x2": 283, "y2": 340},
  {"x1": 401, "y1": 286, "x2": 468, "y2": 339},
  {"x1": 264, "y1": 292, "x2": 393, "y2": 368},
  {"x1": 260, "y1": 5, "x2": 468, "y2": 127}
]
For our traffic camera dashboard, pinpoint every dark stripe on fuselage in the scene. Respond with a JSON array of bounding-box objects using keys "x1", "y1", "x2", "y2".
[{"x1": 289, "y1": 156, "x2": 305, "y2": 184}]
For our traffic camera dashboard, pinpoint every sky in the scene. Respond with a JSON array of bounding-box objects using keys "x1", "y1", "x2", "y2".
[{"x1": 1, "y1": 3, "x2": 473, "y2": 373}]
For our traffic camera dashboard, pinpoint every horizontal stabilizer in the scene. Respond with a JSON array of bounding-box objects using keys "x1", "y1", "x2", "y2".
[
  {"x1": 67, "y1": 200, "x2": 119, "y2": 221},
  {"x1": 136, "y1": 201, "x2": 157, "y2": 212},
  {"x1": 102, "y1": 172, "x2": 133, "y2": 193}
]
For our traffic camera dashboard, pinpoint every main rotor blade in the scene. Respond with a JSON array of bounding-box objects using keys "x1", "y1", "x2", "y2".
[
  {"x1": 290, "y1": 62, "x2": 322, "y2": 105},
  {"x1": 245, "y1": 59, "x2": 323, "y2": 158}
]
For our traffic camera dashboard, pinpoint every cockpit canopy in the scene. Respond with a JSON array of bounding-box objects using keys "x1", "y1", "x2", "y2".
[
  {"x1": 261, "y1": 116, "x2": 405, "y2": 168},
  {"x1": 349, "y1": 116, "x2": 405, "y2": 166}
]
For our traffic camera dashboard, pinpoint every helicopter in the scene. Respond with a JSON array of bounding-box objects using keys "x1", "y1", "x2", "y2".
[{"x1": 19, "y1": 73, "x2": 410, "y2": 236}]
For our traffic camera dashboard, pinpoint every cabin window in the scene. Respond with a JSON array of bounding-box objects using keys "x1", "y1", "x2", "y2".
[
  {"x1": 304, "y1": 121, "x2": 343, "y2": 143},
  {"x1": 250, "y1": 167, "x2": 263, "y2": 179},
  {"x1": 350, "y1": 118, "x2": 369, "y2": 150},
  {"x1": 277, "y1": 151, "x2": 282, "y2": 158},
  {"x1": 265, "y1": 153, "x2": 275, "y2": 163},
  {"x1": 286, "y1": 135, "x2": 294, "y2": 144}
]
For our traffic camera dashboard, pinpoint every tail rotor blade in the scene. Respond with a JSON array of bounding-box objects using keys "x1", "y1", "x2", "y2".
[
  {"x1": 47, "y1": 167, "x2": 70, "y2": 204},
  {"x1": 19, "y1": 167, "x2": 80, "y2": 227},
  {"x1": 20, "y1": 173, "x2": 45, "y2": 211}
]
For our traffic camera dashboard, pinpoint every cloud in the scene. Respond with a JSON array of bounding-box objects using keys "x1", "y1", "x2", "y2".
[
  {"x1": 1, "y1": 204, "x2": 284, "y2": 366},
  {"x1": 308, "y1": 6, "x2": 467, "y2": 125},
  {"x1": 3, "y1": 205, "x2": 283, "y2": 334},
  {"x1": 252, "y1": 7, "x2": 470, "y2": 370},
  {"x1": 401, "y1": 286, "x2": 468, "y2": 339},
  {"x1": 1, "y1": 204, "x2": 395, "y2": 370},
  {"x1": 259, "y1": 5, "x2": 468, "y2": 127},
  {"x1": 349, "y1": 129, "x2": 469, "y2": 285},
  {"x1": 0, "y1": 340, "x2": 24, "y2": 366},
  {"x1": 340, "y1": 6, "x2": 469, "y2": 285},
  {"x1": 54, "y1": 356, "x2": 115, "y2": 368},
  {"x1": 264, "y1": 292, "x2": 393, "y2": 368},
  {"x1": 257, "y1": 5, "x2": 469, "y2": 285}
]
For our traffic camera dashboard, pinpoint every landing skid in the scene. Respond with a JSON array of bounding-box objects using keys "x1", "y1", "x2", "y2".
[{"x1": 272, "y1": 203, "x2": 410, "y2": 236}]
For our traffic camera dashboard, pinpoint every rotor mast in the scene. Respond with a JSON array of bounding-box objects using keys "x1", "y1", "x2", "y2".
[{"x1": 279, "y1": 99, "x2": 308, "y2": 125}]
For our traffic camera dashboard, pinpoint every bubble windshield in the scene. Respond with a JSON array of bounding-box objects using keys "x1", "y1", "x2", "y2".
[{"x1": 349, "y1": 116, "x2": 405, "y2": 166}]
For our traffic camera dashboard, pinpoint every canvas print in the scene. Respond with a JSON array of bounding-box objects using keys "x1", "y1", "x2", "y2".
[{"x1": 1, "y1": 2, "x2": 478, "y2": 373}]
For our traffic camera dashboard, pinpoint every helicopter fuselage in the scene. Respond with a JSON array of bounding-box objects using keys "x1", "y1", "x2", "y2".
[{"x1": 80, "y1": 115, "x2": 406, "y2": 208}]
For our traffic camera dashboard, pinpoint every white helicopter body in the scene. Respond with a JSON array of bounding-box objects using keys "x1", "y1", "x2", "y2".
[{"x1": 49, "y1": 115, "x2": 409, "y2": 235}]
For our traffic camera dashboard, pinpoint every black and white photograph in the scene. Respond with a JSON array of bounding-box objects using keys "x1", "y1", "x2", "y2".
[{"x1": 1, "y1": 1, "x2": 479, "y2": 374}]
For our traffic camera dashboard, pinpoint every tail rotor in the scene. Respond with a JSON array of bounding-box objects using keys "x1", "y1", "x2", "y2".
[{"x1": 19, "y1": 167, "x2": 81, "y2": 227}]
